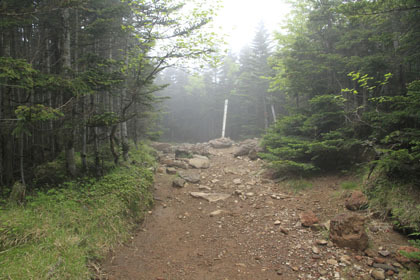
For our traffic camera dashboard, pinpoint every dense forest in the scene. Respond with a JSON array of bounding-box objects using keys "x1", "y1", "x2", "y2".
[{"x1": 0, "y1": 0, "x2": 218, "y2": 191}]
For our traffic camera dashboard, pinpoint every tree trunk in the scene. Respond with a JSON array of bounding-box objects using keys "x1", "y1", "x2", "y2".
[
  {"x1": 62, "y1": 7, "x2": 77, "y2": 177},
  {"x1": 110, "y1": 125, "x2": 120, "y2": 165}
]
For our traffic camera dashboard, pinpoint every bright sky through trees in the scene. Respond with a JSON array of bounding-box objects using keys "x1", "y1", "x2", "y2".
[{"x1": 212, "y1": 0, "x2": 291, "y2": 52}]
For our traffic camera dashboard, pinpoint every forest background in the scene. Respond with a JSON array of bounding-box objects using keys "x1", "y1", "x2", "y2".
[{"x1": 0, "y1": 0, "x2": 420, "y2": 278}]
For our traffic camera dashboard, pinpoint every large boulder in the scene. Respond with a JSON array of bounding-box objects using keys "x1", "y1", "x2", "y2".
[
  {"x1": 189, "y1": 156, "x2": 210, "y2": 169},
  {"x1": 209, "y1": 138, "x2": 234, "y2": 149},
  {"x1": 234, "y1": 139, "x2": 259, "y2": 156},
  {"x1": 329, "y1": 213, "x2": 368, "y2": 251},
  {"x1": 234, "y1": 139, "x2": 263, "y2": 160},
  {"x1": 345, "y1": 190, "x2": 368, "y2": 211}
]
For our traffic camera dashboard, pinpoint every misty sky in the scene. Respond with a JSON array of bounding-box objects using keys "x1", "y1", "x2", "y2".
[{"x1": 213, "y1": 0, "x2": 291, "y2": 52}]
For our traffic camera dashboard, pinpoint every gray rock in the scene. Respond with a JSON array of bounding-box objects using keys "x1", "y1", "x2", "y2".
[
  {"x1": 209, "y1": 137, "x2": 234, "y2": 148},
  {"x1": 373, "y1": 263, "x2": 399, "y2": 273},
  {"x1": 175, "y1": 148, "x2": 192, "y2": 159},
  {"x1": 378, "y1": 250, "x2": 390, "y2": 257},
  {"x1": 150, "y1": 142, "x2": 172, "y2": 153},
  {"x1": 166, "y1": 167, "x2": 177, "y2": 174},
  {"x1": 162, "y1": 159, "x2": 189, "y2": 169},
  {"x1": 190, "y1": 192, "x2": 231, "y2": 202},
  {"x1": 189, "y1": 157, "x2": 210, "y2": 169},
  {"x1": 172, "y1": 178, "x2": 185, "y2": 188},
  {"x1": 178, "y1": 171, "x2": 200, "y2": 183},
  {"x1": 371, "y1": 269, "x2": 385, "y2": 280}
]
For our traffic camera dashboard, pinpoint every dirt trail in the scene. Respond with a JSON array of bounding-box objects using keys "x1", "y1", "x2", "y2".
[{"x1": 103, "y1": 145, "x2": 410, "y2": 280}]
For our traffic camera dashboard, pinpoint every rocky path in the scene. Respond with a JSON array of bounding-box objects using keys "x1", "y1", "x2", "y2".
[{"x1": 102, "y1": 142, "x2": 416, "y2": 280}]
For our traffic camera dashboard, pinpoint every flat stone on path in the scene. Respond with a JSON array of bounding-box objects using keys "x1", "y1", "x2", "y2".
[
  {"x1": 189, "y1": 157, "x2": 210, "y2": 169},
  {"x1": 178, "y1": 171, "x2": 200, "y2": 183},
  {"x1": 189, "y1": 192, "x2": 231, "y2": 202}
]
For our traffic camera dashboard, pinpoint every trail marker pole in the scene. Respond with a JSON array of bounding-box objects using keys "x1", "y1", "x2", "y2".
[
  {"x1": 222, "y1": 99, "x2": 228, "y2": 138},
  {"x1": 271, "y1": 104, "x2": 277, "y2": 123}
]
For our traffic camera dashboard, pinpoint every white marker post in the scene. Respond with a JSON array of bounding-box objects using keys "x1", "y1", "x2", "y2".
[
  {"x1": 221, "y1": 99, "x2": 229, "y2": 138},
  {"x1": 271, "y1": 104, "x2": 277, "y2": 123}
]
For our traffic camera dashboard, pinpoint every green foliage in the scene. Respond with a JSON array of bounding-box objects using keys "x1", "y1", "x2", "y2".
[
  {"x1": 261, "y1": 94, "x2": 362, "y2": 176},
  {"x1": 0, "y1": 143, "x2": 155, "y2": 279},
  {"x1": 366, "y1": 80, "x2": 420, "y2": 180},
  {"x1": 340, "y1": 181, "x2": 359, "y2": 190},
  {"x1": 0, "y1": 57, "x2": 37, "y2": 90},
  {"x1": 286, "y1": 179, "x2": 313, "y2": 193},
  {"x1": 366, "y1": 176, "x2": 420, "y2": 233}
]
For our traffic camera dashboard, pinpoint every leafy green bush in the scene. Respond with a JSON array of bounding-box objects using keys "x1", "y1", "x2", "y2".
[{"x1": 0, "y1": 143, "x2": 155, "y2": 279}]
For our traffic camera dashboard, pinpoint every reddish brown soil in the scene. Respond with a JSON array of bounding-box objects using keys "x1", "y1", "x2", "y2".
[{"x1": 102, "y1": 146, "x2": 410, "y2": 280}]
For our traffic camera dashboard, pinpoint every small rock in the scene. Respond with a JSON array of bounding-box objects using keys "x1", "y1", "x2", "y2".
[
  {"x1": 373, "y1": 263, "x2": 399, "y2": 273},
  {"x1": 274, "y1": 220, "x2": 281, "y2": 225},
  {"x1": 299, "y1": 211, "x2": 319, "y2": 227},
  {"x1": 166, "y1": 167, "x2": 177, "y2": 174},
  {"x1": 374, "y1": 257, "x2": 386, "y2": 264},
  {"x1": 340, "y1": 255, "x2": 352, "y2": 265},
  {"x1": 316, "y1": 239, "x2": 328, "y2": 246},
  {"x1": 345, "y1": 190, "x2": 368, "y2": 211},
  {"x1": 312, "y1": 254, "x2": 321, "y2": 259},
  {"x1": 365, "y1": 248, "x2": 377, "y2": 258},
  {"x1": 233, "y1": 178, "x2": 242, "y2": 185},
  {"x1": 190, "y1": 192, "x2": 231, "y2": 202},
  {"x1": 318, "y1": 269, "x2": 328, "y2": 276},
  {"x1": 392, "y1": 262, "x2": 403, "y2": 269},
  {"x1": 172, "y1": 178, "x2": 185, "y2": 188},
  {"x1": 355, "y1": 255, "x2": 363, "y2": 261},
  {"x1": 209, "y1": 210, "x2": 226, "y2": 217},
  {"x1": 386, "y1": 270, "x2": 394, "y2": 276},
  {"x1": 198, "y1": 185, "x2": 212, "y2": 191},
  {"x1": 312, "y1": 246, "x2": 320, "y2": 254},
  {"x1": 279, "y1": 227, "x2": 289, "y2": 235},
  {"x1": 371, "y1": 269, "x2": 385, "y2": 280},
  {"x1": 327, "y1": 259, "x2": 338, "y2": 266},
  {"x1": 378, "y1": 250, "x2": 390, "y2": 257}
]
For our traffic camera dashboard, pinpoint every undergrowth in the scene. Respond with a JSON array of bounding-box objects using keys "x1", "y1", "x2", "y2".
[
  {"x1": 0, "y1": 143, "x2": 156, "y2": 279},
  {"x1": 365, "y1": 172, "x2": 420, "y2": 233},
  {"x1": 286, "y1": 179, "x2": 313, "y2": 193}
]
